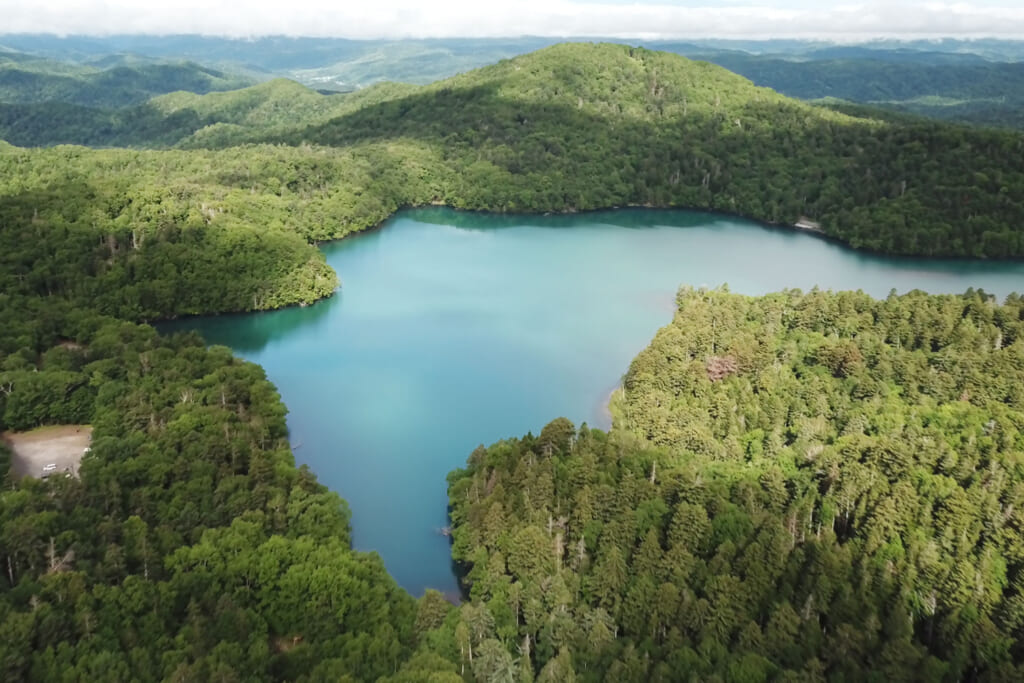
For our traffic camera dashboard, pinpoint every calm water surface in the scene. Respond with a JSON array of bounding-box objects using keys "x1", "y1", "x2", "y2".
[{"x1": 162, "y1": 208, "x2": 1024, "y2": 597}]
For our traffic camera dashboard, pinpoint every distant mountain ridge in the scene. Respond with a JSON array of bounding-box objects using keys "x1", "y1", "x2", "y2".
[
  {"x1": 2, "y1": 33, "x2": 1022, "y2": 131},
  {"x1": 0, "y1": 51, "x2": 254, "y2": 108}
]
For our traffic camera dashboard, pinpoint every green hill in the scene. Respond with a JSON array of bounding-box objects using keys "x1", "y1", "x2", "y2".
[
  {"x1": 1, "y1": 43, "x2": 1022, "y2": 325},
  {"x1": 7, "y1": 35, "x2": 1024, "y2": 130},
  {"x1": 702, "y1": 53, "x2": 1024, "y2": 129},
  {"x1": 0, "y1": 54, "x2": 261, "y2": 146},
  {"x1": 0, "y1": 77, "x2": 416, "y2": 148},
  {"x1": 280, "y1": 42, "x2": 1023, "y2": 259},
  {"x1": 0, "y1": 54, "x2": 254, "y2": 107}
]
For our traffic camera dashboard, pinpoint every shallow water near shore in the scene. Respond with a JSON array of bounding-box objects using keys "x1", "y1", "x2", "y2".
[{"x1": 161, "y1": 207, "x2": 1024, "y2": 597}]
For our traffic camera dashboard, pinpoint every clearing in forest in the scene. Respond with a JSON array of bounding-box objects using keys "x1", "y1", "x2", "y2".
[{"x1": 3, "y1": 425, "x2": 92, "y2": 480}]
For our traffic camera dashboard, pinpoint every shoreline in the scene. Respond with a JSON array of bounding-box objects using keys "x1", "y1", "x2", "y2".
[
  {"x1": 596, "y1": 384, "x2": 623, "y2": 431},
  {"x1": 152, "y1": 202, "x2": 1023, "y2": 326}
]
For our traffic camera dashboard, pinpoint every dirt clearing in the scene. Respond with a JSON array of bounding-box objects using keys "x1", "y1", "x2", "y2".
[{"x1": 3, "y1": 425, "x2": 92, "y2": 480}]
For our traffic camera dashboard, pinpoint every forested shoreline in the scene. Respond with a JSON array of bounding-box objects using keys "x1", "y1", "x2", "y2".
[
  {"x1": 3, "y1": 45, "x2": 1024, "y2": 322},
  {"x1": 447, "y1": 288, "x2": 1024, "y2": 681}
]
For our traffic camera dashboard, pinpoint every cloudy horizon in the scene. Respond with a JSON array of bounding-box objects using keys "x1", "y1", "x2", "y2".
[{"x1": 0, "y1": 1, "x2": 1023, "y2": 41}]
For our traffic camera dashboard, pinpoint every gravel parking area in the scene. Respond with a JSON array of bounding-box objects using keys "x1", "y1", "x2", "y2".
[{"x1": 3, "y1": 425, "x2": 92, "y2": 480}]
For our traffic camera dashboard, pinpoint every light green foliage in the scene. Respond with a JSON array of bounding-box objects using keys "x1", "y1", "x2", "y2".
[{"x1": 447, "y1": 288, "x2": 1024, "y2": 680}]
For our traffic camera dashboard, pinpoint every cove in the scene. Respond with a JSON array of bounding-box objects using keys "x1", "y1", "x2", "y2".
[{"x1": 161, "y1": 207, "x2": 1024, "y2": 598}]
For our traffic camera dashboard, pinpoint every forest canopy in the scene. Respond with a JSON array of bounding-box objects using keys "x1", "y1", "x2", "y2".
[{"x1": 446, "y1": 288, "x2": 1024, "y2": 681}]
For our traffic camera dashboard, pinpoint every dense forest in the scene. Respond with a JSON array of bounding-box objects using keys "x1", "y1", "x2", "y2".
[
  {"x1": 275, "y1": 44, "x2": 1024, "y2": 259},
  {"x1": 0, "y1": 78, "x2": 424, "y2": 148},
  {"x1": 447, "y1": 288, "x2": 1024, "y2": 681},
  {"x1": 3, "y1": 40, "x2": 1024, "y2": 680},
  {"x1": 701, "y1": 53, "x2": 1024, "y2": 130},
  {"x1": 0, "y1": 299, "x2": 469, "y2": 680},
  {"x1": 0, "y1": 139, "x2": 440, "y2": 318},
  {"x1": 1, "y1": 44, "x2": 1023, "y2": 324},
  {"x1": 4, "y1": 34, "x2": 1024, "y2": 126},
  {"x1": 3, "y1": 46, "x2": 1024, "y2": 263},
  {"x1": 8, "y1": 288, "x2": 1024, "y2": 679}
]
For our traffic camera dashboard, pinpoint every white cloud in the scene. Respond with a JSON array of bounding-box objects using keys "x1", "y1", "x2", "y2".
[{"x1": 0, "y1": 0, "x2": 1022, "y2": 39}]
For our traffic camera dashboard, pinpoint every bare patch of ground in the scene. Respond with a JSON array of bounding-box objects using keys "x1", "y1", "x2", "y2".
[
  {"x1": 706, "y1": 355, "x2": 739, "y2": 382},
  {"x1": 3, "y1": 425, "x2": 92, "y2": 480}
]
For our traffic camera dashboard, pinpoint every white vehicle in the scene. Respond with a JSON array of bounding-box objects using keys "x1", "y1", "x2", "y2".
[{"x1": 41, "y1": 463, "x2": 58, "y2": 479}]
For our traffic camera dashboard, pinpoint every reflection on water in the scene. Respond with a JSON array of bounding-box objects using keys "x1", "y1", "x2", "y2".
[{"x1": 161, "y1": 288, "x2": 339, "y2": 354}]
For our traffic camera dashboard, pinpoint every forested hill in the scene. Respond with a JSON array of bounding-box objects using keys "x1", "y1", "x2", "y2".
[
  {"x1": 703, "y1": 54, "x2": 1024, "y2": 130},
  {"x1": 1, "y1": 43, "x2": 1024, "y2": 327},
  {"x1": 0, "y1": 77, "x2": 415, "y2": 148},
  {"x1": 4, "y1": 35, "x2": 1023, "y2": 126},
  {"x1": 0, "y1": 54, "x2": 260, "y2": 147},
  {"x1": 447, "y1": 288, "x2": 1024, "y2": 680},
  {"x1": 273, "y1": 43, "x2": 1024, "y2": 259},
  {"x1": 0, "y1": 53, "x2": 254, "y2": 107},
  {"x1": 153, "y1": 43, "x2": 1024, "y2": 258}
]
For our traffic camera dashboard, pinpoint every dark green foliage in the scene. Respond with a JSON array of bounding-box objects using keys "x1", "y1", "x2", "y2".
[
  {"x1": 0, "y1": 301, "x2": 428, "y2": 680},
  {"x1": 0, "y1": 145, "x2": 344, "y2": 320},
  {"x1": 280, "y1": 43, "x2": 1024, "y2": 259},
  {"x1": 3, "y1": 40, "x2": 1024, "y2": 681},
  {"x1": 703, "y1": 53, "x2": 1024, "y2": 130},
  {"x1": 0, "y1": 78, "x2": 418, "y2": 148},
  {"x1": 0, "y1": 444, "x2": 10, "y2": 482},
  {"x1": 448, "y1": 288, "x2": 1024, "y2": 681},
  {"x1": 0, "y1": 54, "x2": 253, "y2": 108},
  {"x1": 5, "y1": 35, "x2": 1023, "y2": 131}
]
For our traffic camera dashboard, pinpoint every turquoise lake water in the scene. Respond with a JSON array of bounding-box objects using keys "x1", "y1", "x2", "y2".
[{"x1": 162, "y1": 208, "x2": 1024, "y2": 598}]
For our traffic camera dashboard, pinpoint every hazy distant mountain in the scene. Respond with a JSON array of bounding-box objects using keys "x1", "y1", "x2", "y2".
[
  {"x1": 802, "y1": 46, "x2": 990, "y2": 65},
  {"x1": 3, "y1": 34, "x2": 1022, "y2": 89},
  {"x1": 2, "y1": 34, "x2": 1023, "y2": 134},
  {"x1": 0, "y1": 51, "x2": 254, "y2": 108}
]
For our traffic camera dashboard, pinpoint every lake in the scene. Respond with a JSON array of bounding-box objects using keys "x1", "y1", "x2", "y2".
[{"x1": 161, "y1": 207, "x2": 1024, "y2": 598}]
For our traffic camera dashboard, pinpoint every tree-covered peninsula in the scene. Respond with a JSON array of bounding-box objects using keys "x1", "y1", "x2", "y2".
[{"x1": 447, "y1": 288, "x2": 1024, "y2": 681}]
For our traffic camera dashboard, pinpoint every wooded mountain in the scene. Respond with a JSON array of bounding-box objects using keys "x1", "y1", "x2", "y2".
[
  {"x1": 269, "y1": 43, "x2": 1024, "y2": 260},
  {"x1": 0, "y1": 52, "x2": 253, "y2": 107},
  {"x1": 1, "y1": 43, "x2": 1023, "y2": 327},
  {"x1": 4, "y1": 34, "x2": 1023, "y2": 129},
  {"x1": 701, "y1": 54, "x2": 1024, "y2": 129}
]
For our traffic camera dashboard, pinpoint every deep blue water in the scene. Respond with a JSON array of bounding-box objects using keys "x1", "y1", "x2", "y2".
[{"x1": 162, "y1": 208, "x2": 1024, "y2": 597}]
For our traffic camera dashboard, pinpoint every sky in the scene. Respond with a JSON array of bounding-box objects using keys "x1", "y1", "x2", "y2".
[{"x1": 0, "y1": 0, "x2": 1023, "y2": 40}]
